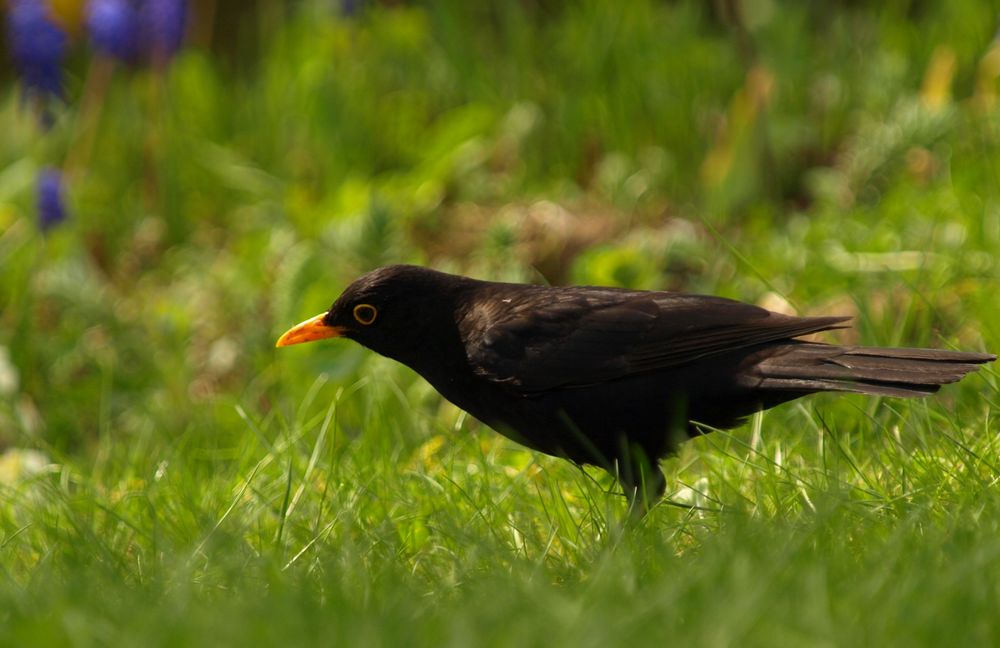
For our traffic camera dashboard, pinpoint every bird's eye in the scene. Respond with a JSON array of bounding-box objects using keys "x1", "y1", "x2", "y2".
[{"x1": 353, "y1": 304, "x2": 378, "y2": 325}]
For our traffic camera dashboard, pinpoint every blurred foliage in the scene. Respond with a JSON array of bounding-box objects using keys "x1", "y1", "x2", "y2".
[{"x1": 1, "y1": 0, "x2": 999, "y2": 452}]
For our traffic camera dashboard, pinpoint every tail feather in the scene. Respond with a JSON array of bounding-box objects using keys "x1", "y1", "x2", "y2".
[{"x1": 754, "y1": 343, "x2": 995, "y2": 398}]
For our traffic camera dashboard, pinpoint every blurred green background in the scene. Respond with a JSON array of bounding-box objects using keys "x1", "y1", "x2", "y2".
[{"x1": 1, "y1": 1, "x2": 1000, "y2": 645}]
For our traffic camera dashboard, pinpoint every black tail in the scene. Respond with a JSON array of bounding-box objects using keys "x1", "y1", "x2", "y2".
[{"x1": 754, "y1": 343, "x2": 995, "y2": 398}]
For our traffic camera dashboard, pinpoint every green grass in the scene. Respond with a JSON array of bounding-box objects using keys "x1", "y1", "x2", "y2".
[{"x1": 1, "y1": 1, "x2": 1000, "y2": 645}]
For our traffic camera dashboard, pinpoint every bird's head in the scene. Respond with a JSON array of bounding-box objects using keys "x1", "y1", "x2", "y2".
[{"x1": 275, "y1": 265, "x2": 468, "y2": 363}]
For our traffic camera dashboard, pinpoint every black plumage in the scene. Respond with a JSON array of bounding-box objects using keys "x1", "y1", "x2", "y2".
[{"x1": 277, "y1": 265, "x2": 994, "y2": 509}]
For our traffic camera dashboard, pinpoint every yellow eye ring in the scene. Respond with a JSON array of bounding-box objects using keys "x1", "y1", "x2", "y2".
[{"x1": 353, "y1": 304, "x2": 378, "y2": 325}]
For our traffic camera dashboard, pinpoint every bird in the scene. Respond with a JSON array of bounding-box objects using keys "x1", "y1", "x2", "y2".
[{"x1": 276, "y1": 264, "x2": 994, "y2": 512}]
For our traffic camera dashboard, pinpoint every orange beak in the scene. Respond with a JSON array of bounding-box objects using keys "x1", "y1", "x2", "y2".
[{"x1": 275, "y1": 313, "x2": 344, "y2": 348}]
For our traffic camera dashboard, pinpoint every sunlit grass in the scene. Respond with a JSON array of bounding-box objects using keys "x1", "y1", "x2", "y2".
[{"x1": 0, "y1": 371, "x2": 997, "y2": 644}]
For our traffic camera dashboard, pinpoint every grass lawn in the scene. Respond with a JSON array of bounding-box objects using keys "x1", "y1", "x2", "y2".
[{"x1": 1, "y1": 1, "x2": 999, "y2": 645}]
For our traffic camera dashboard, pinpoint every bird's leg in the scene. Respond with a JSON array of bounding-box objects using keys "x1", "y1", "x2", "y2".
[
  {"x1": 625, "y1": 471, "x2": 666, "y2": 518},
  {"x1": 615, "y1": 444, "x2": 666, "y2": 518}
]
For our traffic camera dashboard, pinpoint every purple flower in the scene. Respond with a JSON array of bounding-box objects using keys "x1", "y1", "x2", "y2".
[
  {"x1": 340, "y1": 0, "x2": 364, "y2": 17},
  {"x1": 7, "y1": 0, "x2": 68, "y2": 100},
  {"x1": 85, "y1": 0, "x2": 188, "y2": 65},
  {"x1": 86, "y1": 0, "x2": 140, "y2": 62},
  {"x1": 37, "y1": 168, "x2": 68, "y2": 231},
  {"x1": 138, "y1": 0, "x2": 187, "y2": 63}
]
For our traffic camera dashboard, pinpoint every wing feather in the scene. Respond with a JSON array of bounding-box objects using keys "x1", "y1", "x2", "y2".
[{"x1": 459, "y1": 285, "x2": 848, "y2": 393}]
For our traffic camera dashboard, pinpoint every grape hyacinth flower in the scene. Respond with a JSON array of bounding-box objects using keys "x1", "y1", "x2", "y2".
[
  {"x1": 86, "y1": 0, "x2": 139, "y2": 61},
  {"x1": 340, "y1": 0, "x2": 363, "y2": 17},
  {"x1": 138, "y1": 0, "x2": 187, "y2": 63},
  {"x1": 37, "y1": 168, "x2": 68, "y2": 231},
  {"x1": 85, "y1": 0, "x2": 187, "y2": 64},
  {"x1": 7, "y1": 0, "x2": 68, "y2": 101}
]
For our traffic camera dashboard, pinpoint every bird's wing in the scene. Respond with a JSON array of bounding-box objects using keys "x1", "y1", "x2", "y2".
[{"x1": 459, "y1": 286, "x2": 849, "y2": 393}]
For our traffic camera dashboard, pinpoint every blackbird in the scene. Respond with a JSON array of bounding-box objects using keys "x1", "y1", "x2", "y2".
[{"x1": 276, "y1": 264, "x2": 994, "y2": 510}]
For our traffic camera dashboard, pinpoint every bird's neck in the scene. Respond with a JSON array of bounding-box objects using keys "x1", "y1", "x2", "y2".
[{"x1": 381, "y1": 283, "x2": 483, "y2": 405}]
